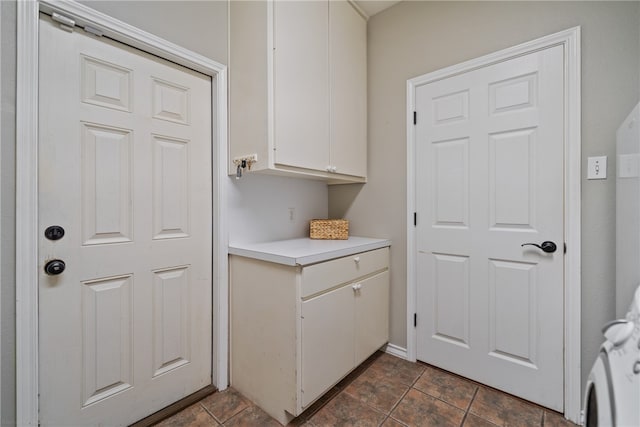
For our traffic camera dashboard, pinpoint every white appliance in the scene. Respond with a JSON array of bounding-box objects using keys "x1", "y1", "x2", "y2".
[
  {"x1": 583, "y1": 104, "x2": 640, "y2": 426},
  {"x1": 616, "y1": 103, "x2": 640, "y2": 317},
  {"x1": 583, "y1": 285, "x2": 640, "y2": 426}
]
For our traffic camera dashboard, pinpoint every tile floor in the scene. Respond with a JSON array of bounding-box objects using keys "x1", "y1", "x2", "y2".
[{"x1": 155, "y1": 352, "x2": 578, "y2": 427}]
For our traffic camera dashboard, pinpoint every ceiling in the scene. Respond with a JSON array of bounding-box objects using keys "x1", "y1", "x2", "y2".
[{"x1": 354, "y1": 1, "x2": 401, "y2": 18}]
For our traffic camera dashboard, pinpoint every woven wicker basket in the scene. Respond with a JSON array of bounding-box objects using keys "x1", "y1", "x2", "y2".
[{"x1": 309, "y1": 219, "x2": 349, "y2": 240}]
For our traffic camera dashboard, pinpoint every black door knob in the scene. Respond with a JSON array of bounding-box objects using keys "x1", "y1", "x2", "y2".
[
  {"x1": 521, "y1": 241, "x2": 557, "y2": 253},
  {"x1": 44, "y1": 225, "x2": 65, "y2": 241},
  {"x1": 44, "y1": 259, "x2": 66, "y2": 275}
]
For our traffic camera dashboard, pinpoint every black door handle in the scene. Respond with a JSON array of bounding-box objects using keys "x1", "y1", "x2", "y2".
[
  {"x1": 44, "y1": 259, "x2": 66, "y2": 275},
  {"x1": 521, "y1": 241, "x2": 557, "y2": 253}
]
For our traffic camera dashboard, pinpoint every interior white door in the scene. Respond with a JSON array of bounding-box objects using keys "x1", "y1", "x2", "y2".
[
  {"x1": 38, "y1": 15, "x2": 212, "y2": 425},
  {"x1": 415, "y1": 45, "x2": 564, "y2": 410}
]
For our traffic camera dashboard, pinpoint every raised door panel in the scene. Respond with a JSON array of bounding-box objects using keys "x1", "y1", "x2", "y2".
[
  {"x1": 152, "y1": 266, "x2": 191, "y2": 377},
  {"x1": 431, "y1": 254, "x2": 470, "y2": 348},
  {"x1": 152, "y1": 135, "x2": 190, "y2": 239},
  {"x1": 301, "y1": 284, "x2": 354, "y2": 408},
  {"x1": 273, "y1": 0, "x2": 330, "y2": 171},
  {"x1": 354, "y1": 271, "x2": 389, "y2": 365},
  {"x1": 329, "y1": 1, "x2": 366, "y2": 178},
  {"x1": 81, "y1": 123, "x2": 133, "y2": 245},
  {"x1": 81, "y1": 275, "x2": 133, "y2": 406},
  {"x1": 488, "y1": 260, "x2": 538, "y2": 368}
]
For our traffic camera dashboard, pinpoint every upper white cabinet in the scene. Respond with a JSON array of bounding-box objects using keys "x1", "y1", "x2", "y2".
[
  {"x1": 229, "y1": 0, "x2": 367, "y2": 184},
  {"x1": 329, "y1": 1, "x2": 367, "y2": 178}
]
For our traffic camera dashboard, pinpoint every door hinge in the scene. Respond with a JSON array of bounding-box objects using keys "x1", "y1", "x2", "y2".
[
  {"x1": 564, "y1": 243, "x2": 567, "y2": 254},
  {"x1": 414, "y1": 313, "x2": 417, "y2": 327},
  {"x1": 413, "y1": 111, "x2": 417, "y2": 125},
  {"x1": 51, "y1": 12, "x2": 75, "y2": 32},
  {"x1": 414, "y1": 212, "x2": 417, "y2": 227}
]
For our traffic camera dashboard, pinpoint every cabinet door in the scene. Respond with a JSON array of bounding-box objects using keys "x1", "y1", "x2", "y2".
[
  {"x1": 329, "y1": 1, "x2": 367, "y2": 178},
  {"x1": 301, "y1": 284, "x2": 354, "y2": 408},
  {"x1": 355, "y1": 271, "x2": 390, "y2": 365},
  {"x1": 273, "y1": 0, "x2": 330, "y2": 172}
]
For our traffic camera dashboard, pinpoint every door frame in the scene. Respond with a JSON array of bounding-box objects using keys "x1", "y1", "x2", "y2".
[
  {"x1": 16, "y1": 1, "x2": 229, "y2": 424},
  {"x1": 406, "y1": 27, "x2": 581, "y2": 422}
]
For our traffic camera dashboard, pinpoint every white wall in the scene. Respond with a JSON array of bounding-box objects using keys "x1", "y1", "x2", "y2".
[
  {"x1": 330, "y1": 0, "x2": 640, "y2": 393},
  {"x1": 77, "y1": 1, "x2": 227, "y2": 63},
  {"x1": 1, "y1": 1, "x2": 16, "y2": 423},
  {"x1": 0, "y1": 1, "x2": 4, "y2": 418},
  {"x1": 228, "y1": 174, "x2": 328, "y2": 245}
]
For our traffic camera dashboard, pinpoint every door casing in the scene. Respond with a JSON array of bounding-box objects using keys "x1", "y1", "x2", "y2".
[
  {"x1": 406, "y1": 27, "x2": 581, "y2": 423},
  {"x1": 16, "y1": 1, "x2": 229, "y2": 425}
]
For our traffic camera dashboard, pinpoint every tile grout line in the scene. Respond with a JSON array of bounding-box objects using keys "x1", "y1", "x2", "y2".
[
  {"x1": 220, "y1": 405, "x2": 252, "y2": 426},
  {"x1": 378, "y1": 367, "x2": 426, "y2": 426},
  {"x1": 459, "y1": 386, "x2": 479, "y2": 427},
  {"x1": 336, "y1": 360, "x2": 427, "y2": 426},
  {"x1": 198, "y1": 402, "x2": 223, "y2": 425},
  {"x1": 381, "y1": 385, "x2": 410, "y2": 427}
]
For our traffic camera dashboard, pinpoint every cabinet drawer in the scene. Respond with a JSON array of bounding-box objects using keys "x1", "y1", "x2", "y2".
[{"x1": 301, "y1": 247, "x2": 389, "y2": 298}]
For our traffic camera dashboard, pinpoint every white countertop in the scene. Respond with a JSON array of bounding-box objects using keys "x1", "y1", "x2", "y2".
[{"x1": 228, "y1": 236, "x2": 391, "y2": 266}]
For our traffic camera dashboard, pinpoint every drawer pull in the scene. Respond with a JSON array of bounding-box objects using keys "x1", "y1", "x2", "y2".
[
  {"x1": 352, "y1": 283, "x2": 362, "y2": 291},
  {"x1": 354, "y1": 256, "x2": 361, "y2": 263}
]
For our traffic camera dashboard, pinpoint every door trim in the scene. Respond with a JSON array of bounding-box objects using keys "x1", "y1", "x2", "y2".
[
  {"x1": 406, "y1": 27, "x2": 581, "y2": 423},
  {"x1": 16, "y1": 1, "x2": 229, "y2": 424}
]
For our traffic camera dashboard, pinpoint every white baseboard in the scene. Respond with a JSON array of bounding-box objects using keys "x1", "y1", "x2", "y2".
[{"x1": 384, "y1": 343, "x2": 408, "y2": 359}]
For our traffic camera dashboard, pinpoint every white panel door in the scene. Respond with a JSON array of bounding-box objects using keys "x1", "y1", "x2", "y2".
[
  {"x1": 38, "y1": 15, "x2": 212, "y2": 426},
  {"x1": 415, "y1": 45, "x2": 564, "y2": 410}
]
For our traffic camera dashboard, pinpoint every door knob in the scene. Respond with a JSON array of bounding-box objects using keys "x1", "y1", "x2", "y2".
[
  {"x1": 521, "y1": 241, "x2": 557, "y2": 253},
  {"x1": 44, "y1": 225, "x2": 65, "y2": 241},
  {"x1": 44, "y1": 259, "x2": 66, "y2": 275}
]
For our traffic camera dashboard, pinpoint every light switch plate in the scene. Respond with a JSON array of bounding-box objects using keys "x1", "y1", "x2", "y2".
[{"x1": 588, "y1": 156, "x2": 607, "y2": 180}]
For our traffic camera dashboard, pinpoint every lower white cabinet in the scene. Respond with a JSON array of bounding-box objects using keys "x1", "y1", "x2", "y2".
[
  {"x1": 230, "y1": 247, "x2": 389, "y2": 425},
  {"x1": 301, "y1": 270, "x2": 389, "y2": 407}
]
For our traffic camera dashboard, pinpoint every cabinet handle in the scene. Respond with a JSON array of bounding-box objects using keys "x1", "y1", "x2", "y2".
[
  {"x1": 352, "y1": 283, "x2": 362, "y2": 291},
  {"x1": 354, "y1": 256, "x2": 360, "y2": 263}
]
